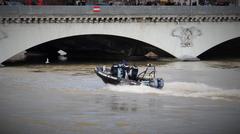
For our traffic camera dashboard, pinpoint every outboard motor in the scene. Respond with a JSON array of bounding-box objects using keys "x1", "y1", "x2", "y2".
[
  {"x1": 149, "y1": 78, "x2": 164, "y2": 89},
  {"x1": 157, "y1": 78, "x2": 164, "y2": 89}
]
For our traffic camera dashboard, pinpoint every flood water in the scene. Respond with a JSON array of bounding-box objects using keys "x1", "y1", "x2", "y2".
[{"x1": 0, "y1": 60, "x2": 240, "y2": 134}]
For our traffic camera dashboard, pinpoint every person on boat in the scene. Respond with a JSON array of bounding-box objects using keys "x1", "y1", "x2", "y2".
[
  {"x1": 110, "y1": 63, "x2": 124, "y2": 79},
  {"x1": 122, "y1": 60, "x2": 130, "y2": 79},
  {"x1": 129, "y1": 65, "x2": 138, "y2": 80},
  {"x1": 111, "y1": 60, "x2": 130, "y2": 79},
  {"x1": 111, "y1": 64, "x2": 118, "y2": 77},
  {"x1": 116, "y1": 60, "x2": 129, "y2": 79},
  {"x1": 118, "y1": 63, "x2": 124, "y2": 78}
]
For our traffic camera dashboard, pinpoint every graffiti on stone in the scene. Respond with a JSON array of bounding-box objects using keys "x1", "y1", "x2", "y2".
[{"x1": 172, "y1": 27, "x2": 201, "y2": 47}]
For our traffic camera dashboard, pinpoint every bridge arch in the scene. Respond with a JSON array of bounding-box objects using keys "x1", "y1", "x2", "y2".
[
  {"x1": 197, "y1": 37, "x2": 240, "y2": 59},
  {"x1": 1, "y1": 33, "x2": 175, "y2": 64},
  {"x1": 0, "y1": 23, "x2": 178, "y2": 64},
  {"x1": 1, "y1": 21, "x2": 240, "y2": 63}
]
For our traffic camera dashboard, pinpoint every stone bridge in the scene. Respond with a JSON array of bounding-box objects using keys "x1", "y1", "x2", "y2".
[{"x1": 0, "y1": 6, "x2": 240, "y2": 63}]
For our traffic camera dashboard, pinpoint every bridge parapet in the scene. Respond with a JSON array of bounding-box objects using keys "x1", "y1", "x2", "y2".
[
  {"x1": 0, "y1": 6, "x2": 240, "y2": 24},
  {"x1": 1, "y1": 15, "x2": 240, "y2": 24}
]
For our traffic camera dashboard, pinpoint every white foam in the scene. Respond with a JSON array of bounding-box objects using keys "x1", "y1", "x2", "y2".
[
  {"x1": 105, "y1": 82, "x2": 240, "y2": 101},
  {"x1": 106, "y1": 84, "x2": 162, "y2": 94}
]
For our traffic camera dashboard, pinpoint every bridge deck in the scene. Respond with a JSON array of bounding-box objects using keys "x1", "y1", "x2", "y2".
[{"x1": 0, "y1": 6, "x2": 240, "y2": 16}]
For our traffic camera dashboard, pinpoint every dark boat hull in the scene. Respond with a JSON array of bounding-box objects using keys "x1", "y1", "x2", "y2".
[
  {"x1": 95, "y1": 66, "x2": 141, "y2": 85},
  {"x1": 95, "y1": 66, "x2": 164, "y2": 89},
  {"x1": 95, "y1": 67, "x2": 121, "y2": 85}
]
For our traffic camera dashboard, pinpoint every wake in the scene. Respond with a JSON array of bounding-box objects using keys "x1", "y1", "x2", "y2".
[{"x1": 105, "y1": 82, "x2": 240, "y2": 101}]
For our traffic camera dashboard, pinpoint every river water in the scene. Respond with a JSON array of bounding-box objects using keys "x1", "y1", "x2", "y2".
[{"x1": 0, "y1": 60, "x2": 240, "y2": 134}]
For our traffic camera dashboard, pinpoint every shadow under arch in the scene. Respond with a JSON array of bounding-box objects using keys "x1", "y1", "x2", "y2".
[
  {"x1": 3, "y1": 34, "x2": 175, "y2": 65},
  {"x1": 198, "y1": 37, "x2": 240, "y2": 60}
]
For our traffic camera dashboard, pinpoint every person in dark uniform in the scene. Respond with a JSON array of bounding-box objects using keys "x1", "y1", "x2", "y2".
[
  {"x1": 111, "y1": 64, "x2": 118, "y2": 77},
  {"x1": 122, "y1": 61, "x2": 130, "y2": 79},
  {"x1": 129, "y1": 65, "x2": 138, "y2": 80}
]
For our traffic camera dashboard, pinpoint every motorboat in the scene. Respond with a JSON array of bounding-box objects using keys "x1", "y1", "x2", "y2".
[{"x1": 95, "y1": 63, "x2": 164, "y2": 89}]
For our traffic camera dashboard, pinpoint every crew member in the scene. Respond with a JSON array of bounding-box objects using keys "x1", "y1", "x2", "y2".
[{"x1": 129, "y1": 65, "x2": 138, "y2": 80}]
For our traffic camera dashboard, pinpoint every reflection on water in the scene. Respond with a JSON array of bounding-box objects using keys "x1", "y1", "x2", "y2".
[
  {"x1": 110, "y1": 96, "x2": 138, "y2": 112},
  {"x1": 26, "y1": 64, "x2": 96, "y2": 75},
  {"x1": 0, "y1": 60, "x2": 240, "y2": 134},
  {"x1": 206, "y1": 60, "x2": 240, "y2": 69}
]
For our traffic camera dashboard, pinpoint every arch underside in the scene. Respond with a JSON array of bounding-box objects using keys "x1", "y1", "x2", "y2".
[
  {"x1": 2, "y1": 34, "x2": 175, "y2": 64},
  {"x1": 198, "y1": 37, "x2": 240, "y2": 59}
]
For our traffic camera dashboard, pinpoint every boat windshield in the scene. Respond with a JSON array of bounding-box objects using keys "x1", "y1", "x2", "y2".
[{"x1": 137, "y1": 64, "x2": 156, "y2": 80}]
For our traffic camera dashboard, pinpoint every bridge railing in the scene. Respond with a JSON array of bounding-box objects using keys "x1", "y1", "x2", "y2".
[{"x1": 0, "y1": 6, "x2": 240, "y2": 16}]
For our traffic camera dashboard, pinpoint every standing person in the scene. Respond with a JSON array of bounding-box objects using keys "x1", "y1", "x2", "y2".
[
  {"x1": 121, "y1": 60, "x2": 130, "y2": 79},
  {"x1": 0, "y1": 0, "x2": 4, "y2": 5},
  {"x1": 81, "y1": 0, "x2": 86, "y2": 5},
  {"x1": 25, "y1": 0, "x2": 34, "y2": 5},
  {"x1": 129, "y1": 65, "x2": 138, "y2": 80},
  {"x1": 117, "y1": 63, "x2": 124, "y2": 78},
  {"x1": 25, "y1": 0, "x2": 32, "y2": 5},
  {"x1": 37, "y1": 0, "x2": 43, "y2": 5},
  {"x1": 75, "y1": 0, "x2": 80, "y2": 5},
  {"x1": 111, "y1": 64, "x2": 118, "y2": 77}
]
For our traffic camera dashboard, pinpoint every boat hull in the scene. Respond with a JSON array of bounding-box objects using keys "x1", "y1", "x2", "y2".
[
  {"x1": 95, "y1": 66, "x2": 164, "y2": 89},
  {"x1": 95, "y1": 67, "x2": 120, "y2": 85}
]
